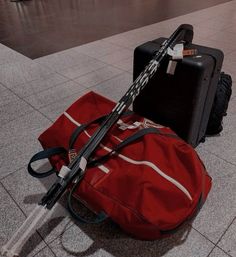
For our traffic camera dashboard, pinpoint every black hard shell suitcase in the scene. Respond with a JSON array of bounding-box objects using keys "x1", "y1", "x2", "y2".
[{"x1": 133, "y1": 37, "x2": 224, "y2": 147}]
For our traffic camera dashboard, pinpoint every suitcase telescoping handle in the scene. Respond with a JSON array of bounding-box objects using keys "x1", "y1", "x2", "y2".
[{"x1": 1, "y1": 24, "x2": 193, "y2": 257}]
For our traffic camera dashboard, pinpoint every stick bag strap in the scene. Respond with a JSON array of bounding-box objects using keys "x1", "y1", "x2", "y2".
[
  {"x1": 28, "y1": 147, "x2": 67, "y2": 178},
  {"x1": 67, "y1": 178, "x2": 108, "y2": 224},
  {"x1": 89, "y1": 128, "x2": 180, "y2": 166},
  {"x1": 88, "y1": 127, "x2": 163, "y2": 167},
  {"x1": 69, "y1": 110, "x2": 133, "y2": 149}
]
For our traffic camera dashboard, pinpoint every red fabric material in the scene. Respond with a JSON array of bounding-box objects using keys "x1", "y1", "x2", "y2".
[{"x1": 38, "y1": 91, "x2": 212, "y2": 240}]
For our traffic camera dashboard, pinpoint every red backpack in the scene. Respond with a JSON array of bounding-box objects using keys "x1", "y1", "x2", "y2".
[{"x1": 28, "y1": 91, "x2": 212, "y2": 240}]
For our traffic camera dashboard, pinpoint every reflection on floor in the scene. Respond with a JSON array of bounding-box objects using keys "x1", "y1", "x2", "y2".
[{"x1": 0, "y1": 0, "x2": 232, "y2": 58}]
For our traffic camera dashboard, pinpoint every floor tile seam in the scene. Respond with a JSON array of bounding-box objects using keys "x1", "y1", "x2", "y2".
[
  {"x1": 94, "y1": 56, "x2": 133, "y2": 70},
  {"x1": 190, "y1": 226, "x2": 233, "y2": 256},
  {"x1": 69, "y1": 64, "x2": 124, "y2": 84},
  {"x1": 206, "y1": 246, "x2": 217, "y2": 257},
  {"x1": 205, "y1": 149, "x2": 236, "y2": 167},
  {"x1": 22, "y1": 84, "x2": 87, "y2": 111},
  {"x1": 191, "y1": 225, "x2": 218, "y2": 246},
  {"x1": 0, "y1": 165, "x2": 26, "y2": 182},
  {"x1": 37, "y1": 219, "x2": 75, "y2": 247},
  {"x1": 31, "y1": 244, "x2": 57, "y2": 257},
  {"x1": 206, "y1": 245, "x2": 233, "y2": 257},
  {"x1": 194, "y1": 214, "x2": 236, "y2": 257},
  {"x1": 59, "y1": 55, "x2": 128, "y2": 81},
  {"x1": 37, "y1": 92, "x2": 84, "y2": 121},
  {"x1": 34, "y1": 53, "x2": 105, "y2": 73},
  {"x1": 72, "y1": 43, "x2": 132, "y2": 57},
  {"x1": 0, "y1": 180, "x2": 28, "y2": 218},
  {"x1": 20, "y1": 77, "x2": 84, "y2": 99},
  {"x1": 55, "y1": 70, "x2": 82, "y2": 82},
  {"x1": 213, "y1": 216, "x2": 236, "y2": 256},
  {"x1": 77, "y1": 70, "x2": 130, "y2": 90},
  {"x1": 0, "y1": 108, "x2": 36, "y2": 130},
  {"x1": 0, "y1": 82, "x2": 53, "y2": 125},
  {"x1": 215, "y1": 246, "x2": 234, "y2": 257},
  {"x1": 0, "y1": 58, "x2": 31, "y2": 67},
  {"x1": 0, "y1": 163, "x2": 75, "y2": 250},
  {"x1": 0, "y1": 178, "x2": 55, "y2": 255},
  {"x1": 109, "y1": 58, "x2": 134, "y2": 72}
]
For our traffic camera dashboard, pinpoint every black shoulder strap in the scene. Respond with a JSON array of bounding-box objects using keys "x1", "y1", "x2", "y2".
[
  {"x1": 88, "y1": 127, "x2": 178, "y2": 167},
  {"x1": 69, "y1": 110, "x2": 133, "y2": 149},
  {"x1": 28, "y1": 147, "x2": 67, "y2": 178},
  {"x1": 28, "y1": 111, "x2": 133, "y2": 178}
]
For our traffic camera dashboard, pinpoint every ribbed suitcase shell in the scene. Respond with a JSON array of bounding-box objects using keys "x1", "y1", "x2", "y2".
[{"x1": 133, "y1": 38, "x2": 224, "y2": 147}]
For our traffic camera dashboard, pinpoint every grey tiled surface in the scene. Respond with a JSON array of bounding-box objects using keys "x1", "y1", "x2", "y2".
[
  {"x1": 0, "y1": 183, "x2": 47, "y2": 257},
  {"x1": 23, "y1": 80, "x2": 85, "y2": 109},
  {"x1": 93, "y1": 72, "x2": 132, "y2": 102},
  {"x1": 192, "y1": 149, "x2": 236, "y2": 243},
  {"x1": 0, "y1": 47, "x2": 30, "y2": 66},
  {"x1": 72, "y1": 40, "x2": 124, "y2": 58},
  {"x1": 11, "y1": 73, "x2": 70, "y2": 98},
  {"x1": 74, "y1": 66, "x2": 124, "y2": 88},
  {"x1": 33, "y1": 247, "x2": 56, "y2": 257},
  {"x1": 1, "y1": 168, "x2": 74, "y2": 244},
  {"x1": 35, "y1": 50, "x2": 96, "y2": 73},
  {"x1": 0, "y1": 96, "x2": 35, "y2": 126},
  {"x1": 1, "y1": 1, "x2": 236, "y2": 257},
  {"x1": 0, "y1": 111, "x2": 51, "y2": 179},
  {"x1": 0, "y1": 60, "x2": 53, "y2": 88},
  {"x1": 218, "y1": 218, "x2": 236, "y2": 256},
  {"x1": 39, "y1": 89, "x2": 89, "y2": 121},
  {"x1": 208, "y1": 247, "x2": 232, "y2": 257},
  {"x1": 59, "y1": 59, "x2": 107, "y2": 80},
  {"x1": 49, "y1": 224, "x2": 214, "y2": 257}
]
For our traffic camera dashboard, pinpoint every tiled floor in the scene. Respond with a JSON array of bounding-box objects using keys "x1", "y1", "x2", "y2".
[{"x1": 0, "y1": 1, "x2": 236, "y2": 257}]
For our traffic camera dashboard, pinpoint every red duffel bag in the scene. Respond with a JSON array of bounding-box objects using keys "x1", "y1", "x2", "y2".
[{"x1": 28, "y1": 91, "x2": 212, "y2": 240}]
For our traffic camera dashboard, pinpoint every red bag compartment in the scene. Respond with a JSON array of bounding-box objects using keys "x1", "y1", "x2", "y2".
[{"x1": 36, "y1": 91, "x2": 212, "y2": 240}]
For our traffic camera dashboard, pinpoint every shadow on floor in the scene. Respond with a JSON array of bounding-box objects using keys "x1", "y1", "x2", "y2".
[{"x1": 20, "y1": 162, "x2": 194, "y2": 257}]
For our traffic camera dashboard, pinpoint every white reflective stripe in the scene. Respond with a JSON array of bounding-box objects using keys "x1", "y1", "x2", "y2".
[
  {"x1": 63, "y1": 112, "x2": 192, "y2": 201},
  {"x1": 112, "y1": 135, "x2": 123, "y2": 143},
  {"x1": 64, "y1": 112, "x2": 80, "y2": 126},
  {"x1": 63, "y1": 112, "x2": 110, "y2": 174},
  {"x1": 98, "y1": 165, "x2": 109, "y2": 173},
  {"x1": 100, "y1": 145, "x2": 193, "y2": 201}
]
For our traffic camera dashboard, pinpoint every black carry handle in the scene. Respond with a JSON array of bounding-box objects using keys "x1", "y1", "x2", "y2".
[
  {"x1": 28, "y1": 147, "x2": 67, "y2": 178},
  {"x1": 69, "y1": 110, "x2": 133, "y2": 149},
  {"x1": 177, "y1": 24, "x2": 194, "y2": 44},
  {"x1": 88, "y1": 127, "x2": 178, "y2": 167},
  {"x1": 28, "y1": 112, "x2": 133, "y2": 179}
]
